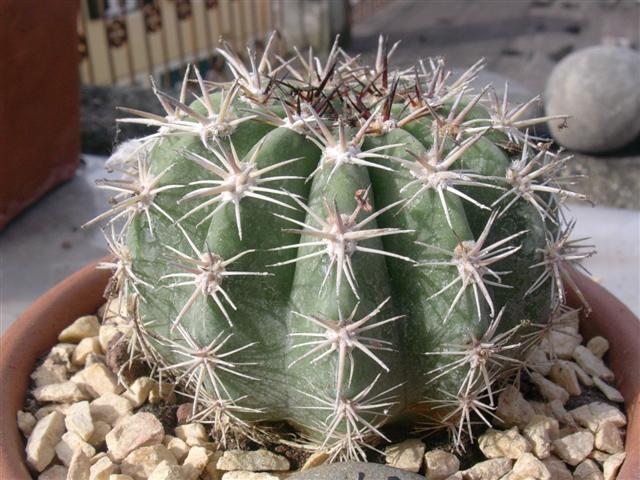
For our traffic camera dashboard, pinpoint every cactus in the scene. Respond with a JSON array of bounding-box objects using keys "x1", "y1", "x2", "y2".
[{"x1": 88, "y1": 34, "x2": 594, "y2": 460}]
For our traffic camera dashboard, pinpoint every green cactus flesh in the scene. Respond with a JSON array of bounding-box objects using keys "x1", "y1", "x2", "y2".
[{"x1": 92, "y1": 35, "x2": 593, "y2": 459}]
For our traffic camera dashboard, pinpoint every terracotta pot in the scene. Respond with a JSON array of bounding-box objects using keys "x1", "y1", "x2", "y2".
[
  {"x1": 1, "y1": 261, "x2": 638, "y2": 478},
  {"x1": 0, "y1": 0, "x2": 80, "y2": 230}
]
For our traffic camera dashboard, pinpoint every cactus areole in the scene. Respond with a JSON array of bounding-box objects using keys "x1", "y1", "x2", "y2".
[{"x1": 88, "y1": 34, "x2": 594, "y2": 460}]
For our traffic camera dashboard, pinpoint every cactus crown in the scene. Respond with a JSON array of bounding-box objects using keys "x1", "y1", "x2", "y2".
[{"x1": 89, "y1": 33, "x2": 593, "y2": 460}]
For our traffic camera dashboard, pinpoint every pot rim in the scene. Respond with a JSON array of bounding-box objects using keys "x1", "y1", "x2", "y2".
[{"x1": 0, "y1": 260, "x2": 638, "y2": 479}]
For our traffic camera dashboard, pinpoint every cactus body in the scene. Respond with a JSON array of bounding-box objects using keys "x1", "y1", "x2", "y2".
[{"x1": 91, "y1": 35, "x2": 592, "y2": 459}]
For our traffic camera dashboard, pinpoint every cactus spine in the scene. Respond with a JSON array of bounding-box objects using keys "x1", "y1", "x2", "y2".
[{"x1": 89, "y1": 34, "x2": 593, "y2": 460}]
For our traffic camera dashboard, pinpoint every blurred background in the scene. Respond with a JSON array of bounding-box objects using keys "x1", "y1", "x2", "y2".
[{"x1": 1, "y1": 0, "x2": 639, "y2": 332}]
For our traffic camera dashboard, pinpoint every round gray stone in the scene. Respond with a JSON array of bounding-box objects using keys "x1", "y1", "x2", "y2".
[
  {"x1": 545, "y1": 46, "x2": 640, "y2": 154},
  {"x1": 288, "y1": 462, "x2": 424, "y2": 480}
]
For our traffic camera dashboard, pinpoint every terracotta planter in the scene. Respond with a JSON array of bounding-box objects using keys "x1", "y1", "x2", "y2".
[
  {"x1": 1, "y1": 261, "x2": 638, "y2": 478},
  {"x1": 0, "y1": 0, "x2": 80, "y2": 230}
]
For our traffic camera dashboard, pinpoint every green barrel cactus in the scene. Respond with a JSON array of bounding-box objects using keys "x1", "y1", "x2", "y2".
[{"x1": 87, "y1": 34, "x2": 593, "y2": 459}]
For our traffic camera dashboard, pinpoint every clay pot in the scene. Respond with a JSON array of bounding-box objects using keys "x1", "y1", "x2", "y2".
[
  {"x1": 1, "y1": 261, "x2": 638, "y2": 478},
  {"x1": 0, "y1": 0, "x2": 80, "y2": 230}
]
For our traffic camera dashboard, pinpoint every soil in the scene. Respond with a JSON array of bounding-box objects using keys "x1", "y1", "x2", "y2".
[
  {"x1": 138, "y1": 402, "x2": 180, "y2": 437},
  {"x1": 105, "y1": 332, "x2": 148, "y2": 383},
  {"x1": 273, "y1": 443, "x2": 313, "y2": 471}
]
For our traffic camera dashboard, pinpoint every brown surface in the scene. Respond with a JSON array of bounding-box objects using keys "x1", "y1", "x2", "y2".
[
  {"x1": 0, "y1": 263, "x2": 637, "y2": 478},
  {"x1": 0, "y1": 0, "x2": 80, "y2": 230}
]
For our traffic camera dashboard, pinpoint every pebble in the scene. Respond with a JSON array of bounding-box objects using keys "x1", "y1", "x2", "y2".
[
  {"x1": 555, "y1": 309, "x2": 581, "y2": 332},
  {"x1": 287, "y1": 462, "x2": 423, "y2": 479},
  {"x1": 34, "y1": 381, "x2": 90, "y2": 403},
  {"x1": 38, "y1": 464, "x2": 69, "y2": 480},
  {"x1": 424, "y1": 449, "x2": 460, "y2": 480},
  {"x1": 65, "y1": 401, "x2": 94, "y2": 441},
  {"x1": 549, "y1": 361, "x2": 581, "y2": 396},
  {"x1": 120, "y1": 445, "x2": 177, "y2": 480},
  {"x1": 510, "y1": 452, "x2": 551, "y2": 480},
  {"x1": 59, "y1": 315, "x2": 101, "y2": 343},
  {"x1": 523, "y1": 415, "x2": 559, "y2": 459},
  {"x1": 35, "y1": 404, "x2": 71, "y2": 421},
  {"x1": 17, "y1": 410, "x2": 37, "y2": 437},
  {"x1": 163, "y1": 435, "x2": 190, "y2": 463},
  {"x1": 101, "y1": 299, "x2": 130, "y2": 324},
  {"x1": 545, "y1": 46, "x2": 640, "y2": 153},
  {"x1": 148, "y1": 460, "x2": 184, "y2": 480},
  {"x1": 86, "y1": 353, "x2": 106, "y2": 367},
  {"x1": 121, "y1": 377, "x2": 155, "y2": 408},
  {"x1": 72, "y1": 337, "x2": 102, "y2": 366},
  {"x1": 217, "y1": 449, "x2": 291, "y2": 472},
  {"x1": 552, "y1": 430, "x2": 595, "y2": 466},
  {"x1": 99, "y1": 324, "x2": 122, "y2": 353},
  {"x1": 175, "y1": 422, "x2": 209, "y2": 447},
  {"x1": 586, "y1": 337, "x2": 609, "y2": 359},
  {"x1": 544, "y1": 329, "x2": 582, "y2": 360},
  {"x1": 176, "y1": 402, "x2": 194, "y2": 424},
  {"x1": 90, "y1": 393, "x2": 133, "y2": 426},
  {"x1": 106, "y1": 412, "x2": 165, "y2": 461},
  {"x1": 594, "y1": 422, "x2": 624, "y2": 454},
  {"x1": 542, "y1": 455, "x2": 573, "y2": 480},
  {"x1": 572, "y1": 346, "x2": 614, "y2": 382},
  {"x1": 525, "y1": 347, "x2": 552, "y2": 376},
  {"x1": 31, "y1": 360, "x2": 68, "y2": 387},
  {"x1": 573, "y1": 459, "x2": 604, "y2": 480},
  {"x1": 384, "y1": 438, "x2": 426, "y2": 472},
  {"x1": 26, "y1": 411, "x2": 67, "y2": 472},
  {"x1": 570, "y1": 361, "x2": 594, "y2": 387},
  {"x1": 203, "y1": 450, "x2": 225, "y2": 480},
  {"x1": 602, "y1": 452, "x2": 625, "y2": 480},
  {"x1": 55, "y1": 431, "x2": 96, "y2": 467},
  {"x1": 589, "y1": 450, "x2": 609, "y2": 463},
  {"x1": 547, "y1": 400, "x2": 575, "y2": 427},
  {"x1": 222, "y1": 473, "x2": 288, "y2": 480},
  {"x1": 72, "y1": 363, "x2": 122, "y2": 398},
  {"x1": 148, "y1": 382, "x2": 176, "y2": 404},
  {"x1": 530, "y1": 372, "x2": 570, "y2": 404},
  {"x1": 461, "y1": 458, "x2": 512, "y2": 480},
  {"x1": 89, "y1": 455, "x2": 117, "y2": 480},
  {"x1": 495, "y1": 385, "x2": 535, "y2": 428},
  {"x1": 478, "y1": 428, "x2": 531, "y2": 460},
  {"x1": 591, "y1": 376, "x2": 624, "y2": 403},
  {"x1": 49, "y1": 343, "x2": 77, "y2": 366},
  {"x1": 570, "y1": 402, "x2": 627, "y2": 432},
  {"x1": 67, "y1": 450, "x2": 91, "y2": 480},
  {"x1": 183, "y1": 446, "x2": 211, "y2": 480},
  {"x1": 88, "y1": 420, "x2": 112, "y2": 448}
]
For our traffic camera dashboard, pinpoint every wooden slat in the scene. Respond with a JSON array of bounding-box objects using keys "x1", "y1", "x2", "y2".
[{"x1": 79, "y1": 0, "x2": 337, "y2": 86}]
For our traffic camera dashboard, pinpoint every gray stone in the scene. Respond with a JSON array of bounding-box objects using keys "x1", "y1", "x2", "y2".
[
  {"x1": 553, "y1": 430, "x2": 595, "y2": 466},
  {"x1": 217, "y1": 449, "x2": 290, "y2": 471},
  {"x1": 462, "y1": 458, "x2": 513, "y2": 480},
  {"x1": 545, "y1": 46, "x2": 640, "y2": 153},
  {"x1": 287, "y1": 462, "x2": 424, "y2": 479}
]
